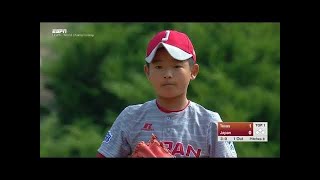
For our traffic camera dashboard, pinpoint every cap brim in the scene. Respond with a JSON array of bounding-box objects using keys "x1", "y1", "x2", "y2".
[{"x1": 145, "y1": 42, "x2": 192, "y2": 63}]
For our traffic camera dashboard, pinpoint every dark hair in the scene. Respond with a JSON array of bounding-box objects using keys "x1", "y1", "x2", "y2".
[{"x1": 146, "y1": 58, "x2": 195, "y2": 69}]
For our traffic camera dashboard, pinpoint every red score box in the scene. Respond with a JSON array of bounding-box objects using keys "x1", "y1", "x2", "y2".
[{"x1": 218, "y1": 122, "x2": 253, "y2": 136}]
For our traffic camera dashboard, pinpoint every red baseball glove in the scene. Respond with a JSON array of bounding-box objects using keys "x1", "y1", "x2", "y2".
[{"x1": 130, "y1": 134, "x2": 175, "y2": 158}]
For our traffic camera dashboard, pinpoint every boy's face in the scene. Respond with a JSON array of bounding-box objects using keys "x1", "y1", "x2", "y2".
[{"x1": 144, "y1": 48, "x2": 199, "y2": 99}]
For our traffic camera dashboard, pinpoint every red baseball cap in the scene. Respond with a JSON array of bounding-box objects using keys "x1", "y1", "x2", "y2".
[{"x1": 145, "y1": 30, "x2": 196, "y2": 63}]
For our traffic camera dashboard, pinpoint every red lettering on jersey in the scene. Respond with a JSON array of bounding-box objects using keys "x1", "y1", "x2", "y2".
[
  {"x1": 162, "y1": 141, "x2": 202, "y2": 157},
  {"x1": 172, "y1": 142, "x2": 184, "y2": 156},
  {"x1": 163, "y1": 141, "x2": 173, "y2": 151},
  {"x1": 186, "y1": 144, "x2": 201, "y2": 158}
]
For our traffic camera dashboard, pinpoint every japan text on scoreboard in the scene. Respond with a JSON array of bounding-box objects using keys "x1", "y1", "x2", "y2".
[{"x1": 217, "y1": 122, "x2": 268, "y2": 142}]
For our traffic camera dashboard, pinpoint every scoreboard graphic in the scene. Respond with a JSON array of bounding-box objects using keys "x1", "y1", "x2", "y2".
[{"x1": 217, "y1": 122, "x2": 268, "y2": 142}]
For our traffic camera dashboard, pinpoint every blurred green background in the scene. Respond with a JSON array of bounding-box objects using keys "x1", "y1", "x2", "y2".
[{"x1": 40, "y1": 22, "x2": 280, "y2": 157}]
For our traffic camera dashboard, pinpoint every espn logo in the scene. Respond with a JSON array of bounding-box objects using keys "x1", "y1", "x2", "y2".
[{"x1": 52, "y1": 29, "x2": 67, "y2": 34}]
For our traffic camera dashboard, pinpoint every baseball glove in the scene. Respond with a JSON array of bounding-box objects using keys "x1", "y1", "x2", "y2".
[{"x1": 130, "y1": 134, "x2": 175, "y2": 158}]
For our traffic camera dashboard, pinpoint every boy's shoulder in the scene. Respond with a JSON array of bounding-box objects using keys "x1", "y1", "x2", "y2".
[
  {"x1": 122, "y1": 99, "x2": 156, "y2": 115},
  {"x1": 189, "y1": 101, "x2": 222, "y2": 122}
]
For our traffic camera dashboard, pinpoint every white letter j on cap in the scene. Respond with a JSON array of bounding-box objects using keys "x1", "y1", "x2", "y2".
[{"x1": 162, "y1": 30, "x2": 170, "y2": 42}]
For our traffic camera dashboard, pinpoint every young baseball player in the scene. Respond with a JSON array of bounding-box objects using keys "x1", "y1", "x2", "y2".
[{"x1": 97, "y1": 30, "x2": 237, "y2": 158}]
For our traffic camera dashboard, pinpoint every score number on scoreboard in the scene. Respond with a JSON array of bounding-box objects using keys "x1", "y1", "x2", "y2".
[{"x1": 217, "y1": 122, "x2": 268, "y2": 142}]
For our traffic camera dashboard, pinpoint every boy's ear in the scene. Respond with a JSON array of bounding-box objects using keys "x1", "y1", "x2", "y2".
[
  {"x1": 191, "y1": 64, "x2": 199, "y2": 80},
  {"x1": 144, "y1": 64, "x2": 150, "y2": 79}
]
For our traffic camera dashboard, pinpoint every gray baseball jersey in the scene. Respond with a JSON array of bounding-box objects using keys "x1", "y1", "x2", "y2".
[{"x1": 98, "y1": 99, "x2": 237, "y2": 158}]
